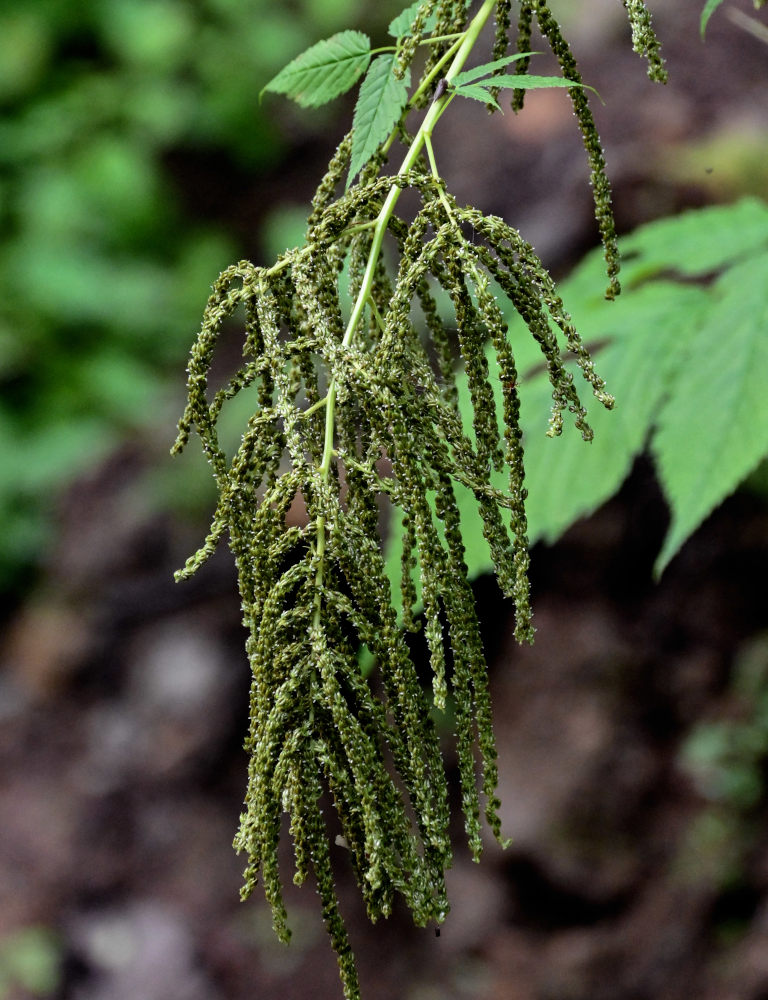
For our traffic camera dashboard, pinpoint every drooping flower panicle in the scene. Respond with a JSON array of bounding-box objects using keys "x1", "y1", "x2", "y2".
[{"x1": 173, "y1": 3, "x2": 666, "y2": 997}]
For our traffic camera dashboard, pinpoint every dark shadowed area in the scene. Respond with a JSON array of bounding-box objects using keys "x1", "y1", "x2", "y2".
[{"x1": 2, "y1": 2, "x2": 768, "y2": 998}]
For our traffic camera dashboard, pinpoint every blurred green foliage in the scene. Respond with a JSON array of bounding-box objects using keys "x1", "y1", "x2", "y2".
[
  {"x1": 683, "y1": 634, "x2": 768, "y2": 813},
  {"x1": 678, "y1": 634, "x2": 768, "y2": 891},
  {"x1": 0, "y1": 0, "x2": 399, "y2": 593},
  {"x1": 0, "y1": 926, "x2": 61, "y2": 998}
]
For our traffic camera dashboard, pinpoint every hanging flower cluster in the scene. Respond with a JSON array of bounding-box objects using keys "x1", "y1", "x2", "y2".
[{"x1": 173, "y1": 2, "x2": 666, "y2": 997}]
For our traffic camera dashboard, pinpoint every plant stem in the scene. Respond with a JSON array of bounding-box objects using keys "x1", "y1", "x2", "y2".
[
  {"x1": 312, "y1": 0, "x2": 499, "y2": 629},
  {"x1": 419, "y1": 32, "x2": 464, "y2": 45},
  {"x1": 267, "y1": 221, "x2": 380, "y2": 279},
  {"x1": 299, "y1": 395, "x2": 329, "y2": 419}
]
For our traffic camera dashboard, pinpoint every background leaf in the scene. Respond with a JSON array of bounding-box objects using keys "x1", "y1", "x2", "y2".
[
  {"x1": 387, "y1": 0, "x2": 471, "y2": 37},
  {"x1": 653, "y1": 252, "x2": 768, "y2": 573},
  {"x1": 701, "y1": 0, "x2": 725, "y2": 37},
  {"x1": 261, "y1": 30, "x2": 371, "y2": 107},
  {"x1": 386, "y1": 198, "x2": 768, "y2": 591},
  {"x1": 445, "y1": 277, "x2": 706, "y2": 578},
  {"x1": 519, "y1": 281, "x2": 707, "y2": 546},
  {"x1": 388, "y1": 0, "x2": 437, "y2": 37},
  {"x1": 619, "y1": 197, "x2": 768, "y2": 281},
  {"x1": 348, "y1": 54, "x2": 410, "y2": 184}
]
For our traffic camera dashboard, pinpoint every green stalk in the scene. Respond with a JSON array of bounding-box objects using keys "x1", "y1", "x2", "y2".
[{"x1": 312, "y1": 0, "x2": 499, "y2": 628}]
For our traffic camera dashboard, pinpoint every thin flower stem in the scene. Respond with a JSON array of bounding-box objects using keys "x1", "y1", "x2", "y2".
[
  {"x1": 312, "y1": 0, "x2": 499, "y2": 629},
  {"x1": 423, "y1": 131, "x2": 456, "y2": 222},
  {"x1": 418, "y1": 32, "x2": 464, "y2": 45},
  {"x1": 299, "y1": 395, "x2": 328, "y2": 419},
  {"x1": 377, "y1": 34, "x2": 464, "y2": 181},
  {"x1": 344, "y1": 219, "x2": 380, "y2": 236},
  {"x1": 368, "y1": 295, "x2": 387, "y2": 335},
  {"x1": 407, "y1": 34, "x2": 464, "y2": 108},
  {"x1": 423, "y1": 130, "x2": 486, "y2": 292},
  {"x1": 266, "y1": 220, "x2": 379, "y2": 278}
]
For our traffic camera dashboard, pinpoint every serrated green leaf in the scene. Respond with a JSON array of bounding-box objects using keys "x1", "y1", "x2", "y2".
[
  {"x1": 620, "y1": 198, "x2": 768, "y2": 284},
  {"x1": 653, "y1": 251, "x2": 768, "y2": 574},
  {"x1": 348, "y1": 54, "x2": 409, "y2": 185},
  {"x1": 454, "y1": 75, "x2": 591, "y2": 108},
  {"x1": 701, "y1": 0, "x2": 725, "y2": 37},
  {"x1": 388, "y1": 0, "x2": 437, "y2": 38},
  {"x1": 488, "y1": 74, "x2": 595, "y2": 96},
  {"x1": 452, "y1": 83, "x2": 501, "y2": 109},
  {"x1": 451, "y1": 52, "x2": 537, "y2": 87},
  {"x1": 261, "y1": 30, "x2": 371, "y2": 108}
]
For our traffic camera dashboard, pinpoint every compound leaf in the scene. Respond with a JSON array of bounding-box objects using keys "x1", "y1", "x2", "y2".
[
  {"x1": 348, "y1": 54, "x2": 410, "y2": 185},
  {"x1": 261, "y1": 30, "x2": 371, "y2": 108}
]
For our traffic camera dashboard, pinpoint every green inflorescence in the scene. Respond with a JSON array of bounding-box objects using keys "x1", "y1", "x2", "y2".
[
  {"x1": 173, "y1": 2, "x2": 666, "y2": 997},
  {"x1": 622, "y1": 0, "x2": 669, "y2": 80}
]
